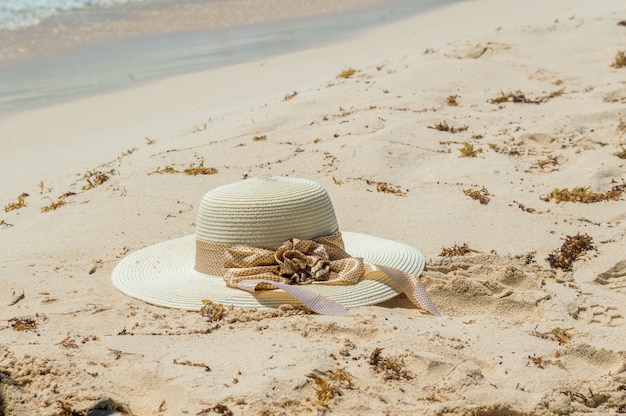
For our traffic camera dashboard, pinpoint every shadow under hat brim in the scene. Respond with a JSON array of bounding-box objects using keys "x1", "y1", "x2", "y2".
[{"x1": 111, "y1": 231, "x2": 425, "y2": 310}]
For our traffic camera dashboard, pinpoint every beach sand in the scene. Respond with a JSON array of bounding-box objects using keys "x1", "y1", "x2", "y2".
[{"x1": 1, "y1": 0, "x2": 626, "y2": 414}]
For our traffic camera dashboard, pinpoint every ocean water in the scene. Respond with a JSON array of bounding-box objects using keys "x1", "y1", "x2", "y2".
[
  {"x1": 0, "y1": 0, "x2": 145, "y2": 30},
  {"x1": 0, "y1": 0, "x2": 462, "y2": 114}
]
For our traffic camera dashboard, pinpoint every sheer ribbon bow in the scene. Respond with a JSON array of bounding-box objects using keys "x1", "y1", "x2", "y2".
[{"x1": 196, "y1": 231, "x2": 440, "y2": 316}]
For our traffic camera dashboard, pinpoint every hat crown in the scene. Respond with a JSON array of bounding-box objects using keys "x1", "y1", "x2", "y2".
[{"x1": 196, "y1": 176, "x2": 339, "y2": 248}]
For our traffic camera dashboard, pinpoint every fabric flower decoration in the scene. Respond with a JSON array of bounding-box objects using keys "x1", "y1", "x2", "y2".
[{"x1": 275, "y1": 238, "x2": 331, "y2": 283}]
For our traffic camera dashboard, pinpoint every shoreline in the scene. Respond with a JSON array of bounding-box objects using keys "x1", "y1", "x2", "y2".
[
  {"x1": 0, "y1": 0, "x2": 399, "y2": 63},
  {"x1": 0, "y1": 0, "x2": 453, "y2": 115}
]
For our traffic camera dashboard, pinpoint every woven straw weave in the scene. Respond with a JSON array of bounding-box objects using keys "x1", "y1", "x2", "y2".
[{"x1": 196, "y1": 176, "x2": 338, "y2": 248}]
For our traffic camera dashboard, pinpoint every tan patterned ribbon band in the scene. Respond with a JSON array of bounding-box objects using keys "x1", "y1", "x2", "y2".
[{"x1": 195, "y1": 230, "x2": 440, "y2": 316}]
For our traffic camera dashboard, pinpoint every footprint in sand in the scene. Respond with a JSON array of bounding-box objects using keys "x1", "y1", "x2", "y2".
[
  {"x1": 422, "y1": 255, "x2": 552, "y2": 320},
  {"x1": 595, "y1": 259, "x2": 626, "y2": 294},
  {"x1": 516, "y1": 133, "x2": 559, "y2": 155},
  {"x1": 541, "y1": 344, "x2": 626, "y2": 414},
  {"x1": 571, "y1": 301, "x2": 624, "y2": 326},
  {"x1": 564, "y1": 260, "x2": 626, "y2": 326}
]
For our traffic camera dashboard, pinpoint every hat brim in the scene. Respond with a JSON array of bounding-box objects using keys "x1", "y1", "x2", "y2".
[{"x1": 111, "y1": 231, "x2": 425, "y2": 310}]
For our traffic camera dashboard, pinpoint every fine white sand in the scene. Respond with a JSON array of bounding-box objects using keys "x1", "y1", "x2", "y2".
[{"x1": 1, "y1": 0, "x2": 626, "y2": 414}]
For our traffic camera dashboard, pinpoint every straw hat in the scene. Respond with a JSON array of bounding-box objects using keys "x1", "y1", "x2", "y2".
[{"x1": 112, "y1": 176, "x2": 438, "y2": 315}]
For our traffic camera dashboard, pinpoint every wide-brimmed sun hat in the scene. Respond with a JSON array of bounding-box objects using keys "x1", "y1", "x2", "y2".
[{"x1": 112, "y1": 176, "x2": 439, "y2": 316}]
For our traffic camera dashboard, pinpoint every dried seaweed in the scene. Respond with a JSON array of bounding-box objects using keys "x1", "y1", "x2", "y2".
[
  {"x1": 41, "y1": 198, "x2": 65, "y2": 213},
  {"x1": 368, "y1": 348, "x2": 413, "y2": 380},
  {"x1": 199, "y1": 301, "x2": 226, "y2": 322},
  {"x1": 514, "y1": 201, "x2": 537, "y2": 213},
  {"x1": 458, "y1": 142, "x2": 482, "y2": 157},
  {"x1": 610, "y1": 50, "x2": 626, "y2": 68},
  {"x1": 367, "y1": 180, "x2": 408, "y2": 196},
  {"x1": 527, "y1": 354, "x2": 564, "y2": 369},
  {"x1": 446, "y1": 95, "x2": 459, "y2": 106},
  {"x1": 541, "y1": 185, "x2": 624, "y2": 203},
  {"x1": 41, "y1": 192, "x2": 76, "y2": 213},
  {"x1": 7, "y1": 317, "x2": 37, "y2": 331},
  {"x1": 118, "y1": 148, "x2": 137, "y2": 159},
  {"x1": 284, "y1": 91, "x2": 298, "y2": 101},
  {"x1": 252, "y1": 135, "x2": 267, "y2": 141},
  {"x1": 149, "y1": 157, "x2": 218, "y2": 176},
  {"x1": 490, "y1": 89, "x2": 564, "y2": 104},
  {"x1": 546, "y1": 233, "x2": 595, "y2": 271},
  {"x1": 531, "y1": 326, "x2": 574, "y2": 345},
  {"x1": 337, "y1": 68, "x2": 356, "y2": 78},
  {"x1": 533, "y1": 156, "x2": 560, "y2": 169},
  {"x1": 428, "y1": 120, "x2": 469, "y2": 133},
  {"x1": 56, "y1": 399, "x2": 131, "y2": 416},
  {"x1": 59, "y1": 336, "x2": 79, "y2": 349},
  {"x1": 196, "y1": 403, "x2": 234, "y2": 415},
  {"x1": 38, "y1": 181, "x2": 48, "y2": 193},
  {"x1": 0, "y1": 219, "x2": 14, "y2": 228},
  {"x1": 306, "y1": 368, "x2": 354, "y2": 407},
  {"x1": 173, "y1": 359, "x2": 211, "y2": 372},
  {"x1": 518, "y1": 251, "x2": 537, "y2": 264},
  {"x1": 463, "y1": 187, "x2": 491, "y2": 204},
  {"x1": 614, "y1": 147, "x2": 626, "y2": 159},
  {"x1": 439, "y1": 243, "x2": 479, "y2": 257},
  {"x1": 81, "y1": 170, "x2": 111, "y2": 191},
  {"x1": 150, "y1": 166, "x2": 178, "y2": 175},
  {"x1": 183, "y1": 158, "x2": 218, "y2": 175},
  {"x1": 4, "y1": 193, "x2": 28, "y2": 212}
]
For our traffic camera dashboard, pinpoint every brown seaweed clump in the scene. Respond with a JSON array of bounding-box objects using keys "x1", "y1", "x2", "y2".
[
  {"x1": 56, "y1": 399, "x2": 131, "y2": 416},
  {"x1": 306, "y1": 368, "x2": 354, "y2": 407},
  {"x1": 490, "y1": 89, "x2": 564, "y2": 105},
  {"x1": 428, "y1": 120, "x2": 469, "y2": 133},
  {"x1": 81, "y1": 170, "x2": 112, "y2": 191},
  {"x1": 531, "y1": 326, "x2": 574, "y2": 345},
  {"x1": 463, "y1": 187, "x2": 491, "y2": 204},
  {"x1": 610, "y1": 50, "x2": 626, "y2": 68},
  {"x1": 368, "y1": 348, "x2": 413, "y2": 380},
  {"x1": 439, "y1": 243, "x2": 479, "y2": 257},
  {"x1": 546, "y1": 233, "x2": 595, "y2": 271},
  {"x1": 337, "y1": 68, "x2": 356, "y2": 78},
  {"x1": 614, "y1": 147, "x2": 626, "y2": 159},
  {"x1": 458, "y1": 142, "x2": 482, "y2": 157},
  {"x1": 149, "y1": 156, "x2": 218, "y2": 176},
  {"x1": 368, "y1": 180, "x2": 408, "y2": 196},
  {"x1": 541, "y1": 186, "x2": 624, "y2": 203},
  {"x1": 7, "y1": 316, "x2": 38, "y2": 331},
  {"x1": 3, "y1": 193, "x2": 28, "y2": 212}
]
